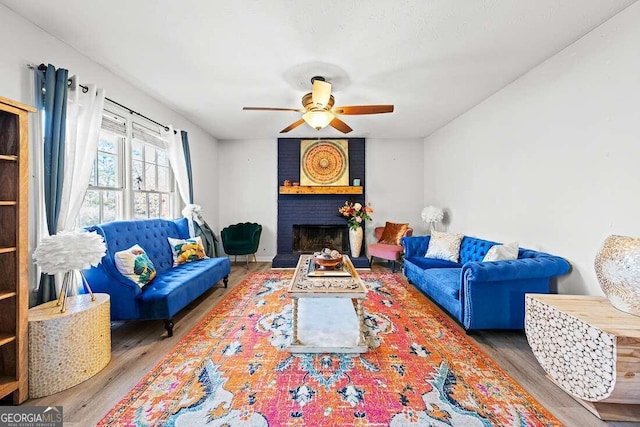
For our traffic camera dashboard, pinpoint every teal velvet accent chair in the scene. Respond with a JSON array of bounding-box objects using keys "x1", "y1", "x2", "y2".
[{"x1": 221, "y1": 222, "x2": 262, "y2": 266}]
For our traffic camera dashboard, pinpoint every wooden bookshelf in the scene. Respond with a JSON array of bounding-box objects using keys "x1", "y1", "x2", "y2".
[
  {"x1": 0, "y1": 96, "x2": 35, "y2": 404},
  {"x1": 279, "y1": 185, "x2": 363, "y2": 195}
]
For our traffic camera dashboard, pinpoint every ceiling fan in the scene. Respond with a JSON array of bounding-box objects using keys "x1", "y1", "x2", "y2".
[{"x1": 243, "y1": 76, "x2": 394, "y2": 134}]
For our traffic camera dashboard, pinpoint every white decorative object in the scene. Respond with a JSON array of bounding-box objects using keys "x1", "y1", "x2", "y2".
[
  {"x1": 182, "y1": 203, "x2": 204, "y2": 237},
  {"x1": 421, "y1": 206, "x2": 444, "y2": 234},
  {"x1": 181, "y1": 203, "x2": 203, "y2": 222},
  {"x1": 525, "y1": 294, "x2": 640, "y2": 421},
  {"x1": 483, "y1": 242, "x2": 519, "y2": 262},
  {"x1": 424, "y1": 231, "x2": 463, "y2": 263},
  {"x1": 349, "y1": 227, "x2": 363, "y2": 258},
  {"x1": 594, "y1": 235, "x2": 640, "y2": 317},
  {"x1": 33, "y1": 230, "x2": 106, "y2": 312},
  {"x1": 33, "y1": 230, "x2": 106, "y2": 274}
]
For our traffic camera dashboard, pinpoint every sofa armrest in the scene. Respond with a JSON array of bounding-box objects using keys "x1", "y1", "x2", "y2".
[
  {"x1": 460, "y1": 257, "x2": 569, "y2": 330},
  {"x1": 462, "y1": 256, "x2": 570, "y2": 283},
  {"x1": 251, "y1": 226, "x2": 262, "y2": 242},
  {"x1": 83, "y1": 263, "x2": 142, "y2": 320},
  {"x1": 83, "y1": 224, "x2": 143, "y2": 320},
  {"x1": 402, "y1": 235, "x2": 430, "y2": 259},
  {"x1": 460, "y1": 275, "x2": 553, "y2": 330}
]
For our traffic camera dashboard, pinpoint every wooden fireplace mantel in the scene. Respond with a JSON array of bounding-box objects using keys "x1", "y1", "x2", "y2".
[{"x1": 279, "y1": 186, "x2": 363, "y2": 195}]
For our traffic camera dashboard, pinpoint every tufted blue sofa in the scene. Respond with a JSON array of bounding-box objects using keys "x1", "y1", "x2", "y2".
[
  {"x1": 402, "y1": 235, "x2": 570, "y2": 331},
  {"x1": 84, "y1": 218, "x2": 231, "y2": 337}
]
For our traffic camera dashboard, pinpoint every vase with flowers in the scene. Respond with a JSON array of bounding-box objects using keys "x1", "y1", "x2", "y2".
[{"x1": 338, "y1": 201, "x2": 373, "y2": 257}]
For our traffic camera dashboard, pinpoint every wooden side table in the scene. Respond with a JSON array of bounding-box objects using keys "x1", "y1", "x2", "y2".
[
  {"x1": 525, "y1": 294, "x2": 640, "y2": 421},
  {"x1": 28, "y1": 294, "x2": 111, "y2": 398}
]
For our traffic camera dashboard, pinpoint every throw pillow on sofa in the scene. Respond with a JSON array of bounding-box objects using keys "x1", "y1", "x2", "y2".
[
  {"x1": 378, "y1": 222, "x2": 409, "y2": 245},
  {"x1": 483, "y1": 242, "x2": 519, "y2": 262},
  {"x1": 168, "y1": 236, "x2": 208, "y2": 266},
  {"x1": 114, "y1": 244, "x2": 157, "y2": 287},
  {"x1": 425, "y1": 231, "x2": 463, "y2": 262}
]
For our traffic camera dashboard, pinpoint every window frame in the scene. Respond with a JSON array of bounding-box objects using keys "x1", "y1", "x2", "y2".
[
  {"x1": 130, "y1": 123, "x2": 174, "y2": 220},
  {"x1": 77, "y1": 101, "x2": 177, "y2": 228}
]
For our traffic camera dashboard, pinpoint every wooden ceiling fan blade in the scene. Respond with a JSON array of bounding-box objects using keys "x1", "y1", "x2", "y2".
[
  {"x1": 329, "y1": 117, "x2": 353, "y2": 134},
  {"x1": 280, "y1": 118, "x2": 306, "y2": 133},
  {"x1": 243, "y1": 107, "x2": 303, "y2": 112},
  {"x1": 311, "y1": 79, "x2": 332, "y2": 108},
  {"x1": 332, "y1": 105, "x2": 394, "y2": 115}
]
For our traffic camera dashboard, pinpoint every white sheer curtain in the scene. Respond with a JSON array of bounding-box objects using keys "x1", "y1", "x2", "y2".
[
  {"x1": 57, "y1": 76, "x2": 106, "y2": 232},
  {"x1": 55, "y1": 76, "x2": 105, "y2": 295},
  {"x1": 164, "y1": 126, "x2": 190, "y2": 203},
  {"x1": 163, "y1": 126, "x2": 195, "y2": 236}
]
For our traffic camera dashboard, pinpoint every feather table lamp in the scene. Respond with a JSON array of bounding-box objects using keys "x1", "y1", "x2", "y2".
[
  {"x1": 33, "y1": 230, "x2": 106, "y2": 312},
  {"x1": 421, "y1": 206, "x2": 444, "y2": 234}
]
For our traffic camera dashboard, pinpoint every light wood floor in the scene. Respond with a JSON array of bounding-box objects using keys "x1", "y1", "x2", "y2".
[{"x1": 23, "y1": 262, "x2": 639, "y2": 426}]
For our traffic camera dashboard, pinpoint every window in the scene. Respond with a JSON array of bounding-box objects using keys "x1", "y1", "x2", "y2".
[
  {"x1": 76, "y1": 112, "x2": 125, "y2": 227},
  {"x1": 131, "y1": 123, "x2": 172, "y2": 219},
  {"x1": 76, "y1": 103, "x2": 175, "y2": 227}
]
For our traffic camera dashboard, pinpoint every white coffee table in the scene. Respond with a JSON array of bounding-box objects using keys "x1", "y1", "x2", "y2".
[{"x1": 287, "y1": 254, "x2": 368, "y2": 353}]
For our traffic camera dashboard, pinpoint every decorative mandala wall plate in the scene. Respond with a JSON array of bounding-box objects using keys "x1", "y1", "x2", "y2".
[{"x1": 300, "y1": 139, "x2": 349, "y2": 186}]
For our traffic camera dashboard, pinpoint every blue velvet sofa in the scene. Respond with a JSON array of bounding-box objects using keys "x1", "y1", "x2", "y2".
[
  {"x1": 402, "y1": 235, "x2": 570, "y2": 331},
  {"x1": 84, "y1": 218, "x2": 231, "y2": 336}
]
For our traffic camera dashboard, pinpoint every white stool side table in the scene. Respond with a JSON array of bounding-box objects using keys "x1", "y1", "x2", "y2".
[{"x1": 28, "y1": 293, "x2": 111, "y2": 398}]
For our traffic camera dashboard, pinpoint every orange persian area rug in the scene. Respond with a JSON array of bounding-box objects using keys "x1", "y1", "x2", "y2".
[{"x1": 99, "y1": 272, "x2": 560, "y2": 426}]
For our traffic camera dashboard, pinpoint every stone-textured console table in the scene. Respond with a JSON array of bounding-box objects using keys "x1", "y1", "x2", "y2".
[
  {"x1": 28, "y1": 294, "x2": 111, "y2": 398},
  {"x1": 525, "y1": 294, "x2": 640, "y2": 421}
]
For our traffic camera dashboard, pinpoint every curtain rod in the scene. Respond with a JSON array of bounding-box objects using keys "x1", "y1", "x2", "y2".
[{"x1": 30, "y1": 63, "x2": 172, "y2": 132}]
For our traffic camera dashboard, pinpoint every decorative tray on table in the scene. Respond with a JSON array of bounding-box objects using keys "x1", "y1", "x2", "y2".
[
  {"x1": 307, "y1": 249, "x2": 351, "y2": 277},
  {"x1": 307, "y1": 260, "x2": 351, "y2": 277}
]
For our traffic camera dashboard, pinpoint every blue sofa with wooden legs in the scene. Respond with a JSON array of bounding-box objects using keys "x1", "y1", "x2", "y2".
[
  {"x1": 402, "y1": 235, "x2": 570, "y2": 331},
  {"x1": 84, "y1": 218, "x2": 230, "y2": 337}
]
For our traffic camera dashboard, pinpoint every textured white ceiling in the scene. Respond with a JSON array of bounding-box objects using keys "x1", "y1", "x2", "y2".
[{"x1": 2, "y1": 0, "x2": 636, "y2": 140}]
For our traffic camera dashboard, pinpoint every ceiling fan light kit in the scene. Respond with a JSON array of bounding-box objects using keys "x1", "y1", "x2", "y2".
[
  {"x1": 302, "y1": 110, "x2": 335, "y2": 130},
  {"x1": 243, "y1": 75, "x2": 393, "y2": 134}
]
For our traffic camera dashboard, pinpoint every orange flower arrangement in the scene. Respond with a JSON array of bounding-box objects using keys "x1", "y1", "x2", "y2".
[{"x1": 338, "y1": 201, "x2": 373, "y2": 230}]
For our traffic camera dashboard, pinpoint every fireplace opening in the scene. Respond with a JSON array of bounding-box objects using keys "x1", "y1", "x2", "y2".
[{"x1": 292, "y1": 224, "x2": 349, "y2": 253}]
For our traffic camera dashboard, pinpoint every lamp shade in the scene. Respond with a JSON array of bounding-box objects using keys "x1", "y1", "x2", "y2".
[
  {"x1": 33, "y1": 230, "x2": 106, "y2": 274},
  {"x1": 303, "y1": 110, "x2": 335, "y2": 130},
  {"x1": 421, "y1": 206, "x2": 444, "y2": 224}
]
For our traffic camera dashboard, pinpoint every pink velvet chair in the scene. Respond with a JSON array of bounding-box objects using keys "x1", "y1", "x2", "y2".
[{"x1": 368, "y1": 226, "x2": 413, "y2": 272}]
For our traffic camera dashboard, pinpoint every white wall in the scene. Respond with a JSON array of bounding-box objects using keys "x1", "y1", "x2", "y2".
[
  {"x1": 0, "y1": 5, "x2": 220, "y2": 223},
  {"x1": 423, "y1": 3, "x2": 640, "y2": 296},
  {"x1": 365, "y1": 138, "x2": 425, "y2": 244},
  {"x1": 0, "y1": 5, "x2": 220, "y2": 296},
  {"x1": 218, "y1": 138, "x2": 424, "y2": 260},
  {"x1": 217, "y1": 139, "x2": 278, "y2": 261}
]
